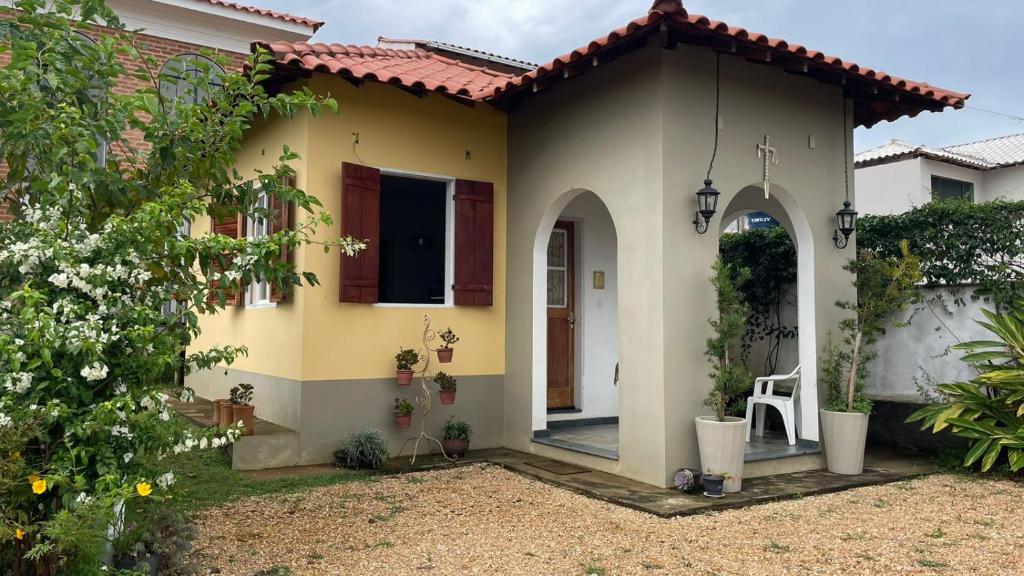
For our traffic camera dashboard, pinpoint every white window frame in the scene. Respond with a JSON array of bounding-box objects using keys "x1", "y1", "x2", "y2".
[
  {"x1": 373, "y1": 168, "x2": 455, "y2": 309},
  {"x1": 244, "y1": 191, "x2": 275, "y2": 309}
]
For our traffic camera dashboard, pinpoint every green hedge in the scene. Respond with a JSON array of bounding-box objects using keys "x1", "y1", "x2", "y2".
[{"x1": 858, "y1": 200, "x2": 1024, "y2": 306}]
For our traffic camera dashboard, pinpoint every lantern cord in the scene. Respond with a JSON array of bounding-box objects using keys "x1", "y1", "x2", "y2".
[
  {"x1": 842, "y1": 96, "x2": 850, "y2": 202},
  {"x1": 706, "y1": 52, "x2": 721, "y2": 182}
]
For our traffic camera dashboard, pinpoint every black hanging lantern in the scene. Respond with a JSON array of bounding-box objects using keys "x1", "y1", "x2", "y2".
[
  {"x1": 832, "y1": 199, "x2": 857, "y2": 249},
  {"x1": 693, "y1": 179, "x2": 720, "y2": 234}
]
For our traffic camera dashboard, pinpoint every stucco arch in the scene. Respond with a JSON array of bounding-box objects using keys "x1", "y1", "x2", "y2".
[
  {"x1": 719, "y1": 183, "x2": 820, "y2": 442},
  {"x1": 531, "y1": 188, "x2": 621, "y2": 432}
]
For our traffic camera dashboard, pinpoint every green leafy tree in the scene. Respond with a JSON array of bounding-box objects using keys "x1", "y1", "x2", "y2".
[
  {"x1": 719, "y1": 227, "x2": 798, "y2": 375},
  {"x1": 0, "y1": 1, "x2": 361, "y2": 572},
  {"x1": 907, "y1": 305, "x2": 1024, "y2": 472},
  {"x1": 703, "y1": 258, "x2": 753, "y2": 421},
  {"x1": 824, "y1": 241, "x2": 922, "y2": 413}
]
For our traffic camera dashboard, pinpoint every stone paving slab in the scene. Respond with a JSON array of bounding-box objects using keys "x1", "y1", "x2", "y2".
[{"x1": 375, "y1": 447, "x2": 936, "y2": 518}]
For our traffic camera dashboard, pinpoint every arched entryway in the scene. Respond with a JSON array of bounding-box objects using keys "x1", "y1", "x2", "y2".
[
  {"x1": 720, "y1": 184, "x2": 820, "y2": 446},
  {"x1": 530, "y1": 190, "x2": 621, "y2": 459}
]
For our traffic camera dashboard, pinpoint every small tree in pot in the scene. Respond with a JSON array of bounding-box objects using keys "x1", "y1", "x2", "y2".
[
  {"x1": 821, "y1": 241, "x2": 920, "y2": 474},
  {"x1": 394, "y1": 398, "x2": 415, "y2": 429},
  {"x1": 228, "y1": 383, "x2": 256, "y2": 436},
  {"x1": 695, "y1": 259, "x2": 752, "y2": 493},
  {"x1": 437, "y1": 327, "x2": 459, "y2": 363},
  {"x1": 395, "y1": 348, "x2": 421, "y2": 385},
  {"x1": 434, "y1": 372, "x2": 458, "y2": 405},
  {"x1": 441, "y1": 417, "x2": 473, "y2": 458}
]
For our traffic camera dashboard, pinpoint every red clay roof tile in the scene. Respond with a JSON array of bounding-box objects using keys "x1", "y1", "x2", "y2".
[
  {"x1": 256, "y1": 0, "x2": 967, "y2": 126},
  {"x1": 200, "y1": 0, "x2": 323, "y2": 31},
  {"x1": 256, "y1": 40, "x2": 514, "y2": 99},
  {"x1": 486, "y1": 0, "x2": 968, "y2": 127}
]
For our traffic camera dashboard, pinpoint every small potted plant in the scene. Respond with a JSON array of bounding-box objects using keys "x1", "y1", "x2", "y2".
[
  {"x1": 434, "y1": 371, "x2": 457, "y2": 405},
  {"x1": 437, "y1": 327, "x2": 459, "y2": 363},
  {"x1": 702, "y1": 472, "x2": 731, "y2": 498},
  {"x1": 228, "y1": 383, "x2": 255, "y2": 435},
  {"x1": 441, "y1": 417, "x2": 472, "y2": 458},
  {"x1": 395, "y1": 348, "x2": 420, "y2": 385},
  {"x1": 393, "y1": 398, "x2": 414, "y2": 429},
  {"x1": 217, "y1": 394, "x2": 235, "y2": 430}
]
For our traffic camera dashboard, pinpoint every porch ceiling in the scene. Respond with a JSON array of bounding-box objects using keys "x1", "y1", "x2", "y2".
[{"x1": 486, "y1": 0, "x2": 969, "y2": 128}]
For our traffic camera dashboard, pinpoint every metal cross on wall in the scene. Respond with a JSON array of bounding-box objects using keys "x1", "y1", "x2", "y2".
[{"x1": 757, "y1": 134, "x2": 779, "y2": 199}]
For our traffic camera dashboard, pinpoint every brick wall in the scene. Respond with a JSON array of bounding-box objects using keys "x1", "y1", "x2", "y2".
[{"x1": 0, "y1": 19, "x2": 249, "y2": 222}]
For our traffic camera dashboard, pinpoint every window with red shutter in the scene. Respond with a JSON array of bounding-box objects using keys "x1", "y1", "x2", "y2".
[
  {"x1": 340, "y1": 162, "x2": 381, "y2": 303},
  {"x1": 269, "y1": 178, "x2": 293, "y2": 303},
  {"x1": 453, "y1": 180, "x2": 494, "y2": 306},
  {"x1": 208, "y1": 205, "x2": 243, "y2": 306}
]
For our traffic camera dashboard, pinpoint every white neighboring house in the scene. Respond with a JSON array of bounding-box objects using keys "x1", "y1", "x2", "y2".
[{"x1": 855, "y1": 133, "x2": 1024, "y2": 215}]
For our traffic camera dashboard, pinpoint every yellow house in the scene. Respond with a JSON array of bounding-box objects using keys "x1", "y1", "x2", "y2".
[{"x1": 188, "y1": 0, "x2": 967, "y2": 486}]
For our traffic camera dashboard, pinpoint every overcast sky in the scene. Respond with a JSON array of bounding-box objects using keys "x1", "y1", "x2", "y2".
[{"x1": 258, "y1": 0, "x2": 1023, "y2": 152}]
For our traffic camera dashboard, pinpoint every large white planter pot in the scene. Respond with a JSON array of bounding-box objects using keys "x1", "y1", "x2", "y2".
[
  {"x1": 820, "y1": 409, "x2": 869, "y2": 475},
  {"x1": 695, "y1": 416, "x2": 747, "y2": 492}
]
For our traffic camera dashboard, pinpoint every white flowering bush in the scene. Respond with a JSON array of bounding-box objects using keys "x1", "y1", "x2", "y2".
[{"x1": 0, "y1": 1, "x2": 362, "y2": 572}]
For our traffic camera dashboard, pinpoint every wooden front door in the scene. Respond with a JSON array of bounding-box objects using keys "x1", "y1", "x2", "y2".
[{"x1": 547, "y1": 221, "x2": 575, "y2": 409}]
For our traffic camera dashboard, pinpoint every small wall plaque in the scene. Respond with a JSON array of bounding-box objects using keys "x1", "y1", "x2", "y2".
[{"x1": 593, "y1": 271, "x2": 605, "y2": 290}]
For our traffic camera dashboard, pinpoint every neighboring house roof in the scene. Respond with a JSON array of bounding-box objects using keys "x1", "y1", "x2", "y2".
[
  {"x1": 856, "y1": 133, "x2": 1024, "y2": 170},
  {"x1": 944, "y1": 133, "x2": 1024, "y2": 168},
  {"x1": 486, "y1": 0, "x2": 968, "y2": 127},
  {"x1": 377, "y1": 37, "x2": 537, "y2": 73},
  {"x1": 199, "y1": 0, "x2": 323, "y2": 31},
  {"x1": 255, "y1": 41, "x2": 514, "y2": 99}
]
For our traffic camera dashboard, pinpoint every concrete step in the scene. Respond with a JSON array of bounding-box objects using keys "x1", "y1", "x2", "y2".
[
  {"x1": 168, "y1": 395, "x2": 301, "y2": 471},
  {"x1": 745, "y1": 452, "x2": 826, "y2": 478}
]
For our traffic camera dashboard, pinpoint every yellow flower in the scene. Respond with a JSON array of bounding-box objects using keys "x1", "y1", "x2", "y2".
[
  {"x1": 135, "y1": 482, "x2": 152, "y2": 497},
  {"x1": 28, "y1": 474, "x2": 40, "y2": 484},
  {"x1": 31, "y1": 479, "x2": 46, "y2": 495},
  {"x1": 14, "y1": 528, "x2": 24, "y2": 540},
  {"x1": 9, "y1": 451, "x2": 20, "y2": 461}
]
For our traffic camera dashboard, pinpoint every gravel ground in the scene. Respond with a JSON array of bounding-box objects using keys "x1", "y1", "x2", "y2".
[{"x1": 192, "y1": 465, "x2": 1024, "y2": 575}]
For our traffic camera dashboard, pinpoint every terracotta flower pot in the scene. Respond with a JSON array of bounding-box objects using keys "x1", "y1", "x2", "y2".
[
  {"x1": 218, "y1": 403, "x2": 235, "y2": 429},
  {"x1": 395, "y1": 414, "x2": 412, "y2": 429},
  {"x1": 212, "y1": 399, "x2": 229, "y2": 426},
  {"x1": 232, "y1": 404, "x2": 255, "y2": 436},
  {"x1": 437, "y1": 348, "x2": 454, "y2": 363},
  {"x1": 396, "y1": 370, "x2": 414, "y2": 386},
  {"x1": 438, "y1": 390, "x2": 456, "y2": 405},
  {"x1": 442, "y1": 438, "x2": 469, "y2": 458}
]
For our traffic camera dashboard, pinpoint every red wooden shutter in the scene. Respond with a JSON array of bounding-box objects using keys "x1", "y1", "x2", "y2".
[
  {"x1": 340, "y1": 162, "x2": 380, "y2": 303},
  {"x1": 208, "y1": 206, "x2": 243, "y2": 306},
  {"x1": 269, "y1": 177, "x2": 293, "y2": 303},
  {"x1": 454, "y1": 180, "x2": 494, "y2": 306}
]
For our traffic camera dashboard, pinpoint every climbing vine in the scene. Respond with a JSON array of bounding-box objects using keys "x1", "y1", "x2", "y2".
[
  {"x1": 719, "y1": 227, "x2": 798, "y2": 375},
  {"x1": 858, "y1": 200, "x2": 1024, "y2": 310}
]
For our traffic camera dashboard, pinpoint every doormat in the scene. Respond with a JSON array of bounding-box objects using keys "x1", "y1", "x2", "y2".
[{"x1": 524, "y1": 459, "x2": 590, "y2": 475}]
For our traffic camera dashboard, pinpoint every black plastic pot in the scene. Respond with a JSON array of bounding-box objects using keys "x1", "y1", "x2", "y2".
[{"x1": 703, "y1": 475, "x2": 725, "y2": 496}]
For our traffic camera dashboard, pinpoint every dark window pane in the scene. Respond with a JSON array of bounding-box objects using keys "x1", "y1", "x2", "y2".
[
  {"x1": 379, "y1": 175, "x2": 447, "y2": 304},
  {"x1": 931, "y1": 175, "x2": 974, "y2": 203}
]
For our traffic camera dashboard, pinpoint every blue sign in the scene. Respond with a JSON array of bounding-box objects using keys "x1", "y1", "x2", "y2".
[{"x1": 747, "y1": 212, "x2": 779, "y2": 229}]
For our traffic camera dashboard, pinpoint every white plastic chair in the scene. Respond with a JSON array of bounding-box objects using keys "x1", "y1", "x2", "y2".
[{"x1": 745, "y1": 365, "x2": 801, "y2": 446}]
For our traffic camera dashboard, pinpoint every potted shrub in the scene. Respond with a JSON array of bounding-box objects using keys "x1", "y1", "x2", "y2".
[
  {"x1": 393, "y1": 398, "x2": 414, "y2": 429},
  {"x1": 395, "y1": 348, "x2": 420, "y2": 385},
  {"x1": 437, "y1": 327, "x2": 459, "y2": 363},
  {"x1": 821, "y1": 242, "x2": 920, "y2": 475},
  {"x1": 228, "y1": 383, "x2": 255, "y2": 436},
  {"x1": 694, "y1": 259, "x2": 752, "y2": 493},
  {"x1": 434, "y1": 371, "x2": 457, "y2": 405},
  {"x1": 334, "y1": 429, "x2": 390, "y2": 470},
  {"x1": 441, "y1": 417, "x2": 472, "y2": 458}
]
